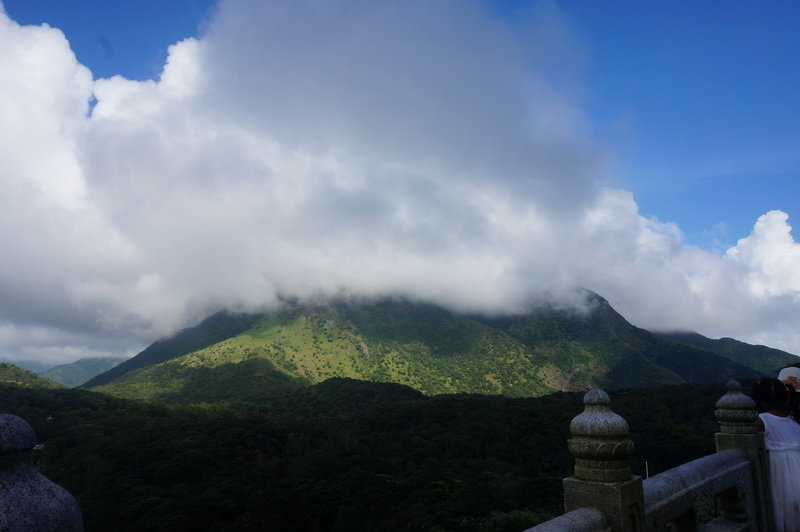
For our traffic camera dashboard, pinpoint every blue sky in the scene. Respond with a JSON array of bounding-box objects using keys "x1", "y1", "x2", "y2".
[
  {"x1": 567, "y1": 2, "x2": 800, "y2": 249},
  {"x1": 5, "y1": 0, "x2": 798, "y2": 249},
  {"x1": 3, "y1": 0, "x2": 216, "y2": 80},
  {"x1": 2, "y1": 0, "x2": 800, "y2": 361}
]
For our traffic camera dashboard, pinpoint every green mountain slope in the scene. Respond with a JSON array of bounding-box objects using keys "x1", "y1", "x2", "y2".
[
  {"x1": 41, "y1": 357, "x2": 125, "y2": 387},
  {"x1": 0, "y1": 358, "x2": 53, "y2": 374},
  {"x1": 0, "y1": 363, "x2": 65, "y2": 389},
  {"x1": 88, "y1": 296, "x2": 763, "y2": 402},
  {"x1": 476, "y1": 295, "x2": 762, "y2": 389},
  {"x1": 83, "y1": 311, "x2": 265, "y2": 388},
  {"x1": 91, "y1": 300, "x2": 558, "y2": 401},
  {"x1": 656, "y1": 331, "x2": 800, "y2": 376}
]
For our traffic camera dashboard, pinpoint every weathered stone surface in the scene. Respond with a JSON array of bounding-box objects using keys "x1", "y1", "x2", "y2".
[
  {"x1": 714, "y1": 382, "x2": 773, "y2": 532},
  {"x1": 642, "y1": 448, "x2": 750, "y2": 528},
  {"x1": 570, "y1": 389, "x2": 629, "y2": 437},
  {"x1": 0, "y1": 413, "x2": 36, "y2": 452},
  {"x1": 0, "y1": 414, "x2": 83, "y2": 531},
  {"x1": 526, "y1": 382, "x2": 767, "y2": 532},
  {"x1": 704, "y1": 516, "x2": 749, "y2": 531},
  {"x1": 715, "y1": 380, "x2": 756, "y2": 434},
  {"x1": 523, "y1": 507, "x2": 609, "y2": 531},
  {"x1": 561, "y1": 389, "x2": 644, "y2": 531},
  {"x1": 562, "y1": 476, "x2": 644, "y2": 532},
  {"x1": 568, "y1": 389, "x2": 634, "y2": 482}
]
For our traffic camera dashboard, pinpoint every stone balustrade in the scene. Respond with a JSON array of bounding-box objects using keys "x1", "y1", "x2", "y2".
[
  {"x1": 643, "y1": 449, "x2": 751, "y2": 529},
  {"x1": 524, "y1": 381, "x2": 773, "y2": 532},
  {"x1": 527, "y1": 507, "x2": 609, "y2": 532}
]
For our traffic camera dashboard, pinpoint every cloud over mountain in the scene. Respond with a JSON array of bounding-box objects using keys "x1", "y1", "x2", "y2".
[{"x1": 1, "y1": 0, "x2": 800, "y2": 363}]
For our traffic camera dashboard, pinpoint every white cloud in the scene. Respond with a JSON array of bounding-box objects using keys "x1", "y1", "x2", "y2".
[
  {"x1": 579, "y1": 197, "x2": 800, "y2": 354},
  {"x1": 1, "y1": 0, "x2": 800, "y2": 366},
  {"x1": 726, "y1": 211, "x2": 800, "y2": 299}
]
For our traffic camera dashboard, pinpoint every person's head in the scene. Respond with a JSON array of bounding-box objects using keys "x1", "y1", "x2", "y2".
[
  {"x1": 777, "y1": 366, "x2": 800, "y2": 389},
  {"x1": 750, "y1": 378, "x2": 790, "y2": 412}
]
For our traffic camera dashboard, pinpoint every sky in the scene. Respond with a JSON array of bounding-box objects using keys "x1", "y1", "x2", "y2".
[{"x1": 1, "y1": 0, "x2": 799, "y2": 364}]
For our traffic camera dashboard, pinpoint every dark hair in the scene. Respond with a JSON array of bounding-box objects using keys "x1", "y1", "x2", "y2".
[
  {"x1": 750, "y1": 378, "x2": 789, "y2": 412},
  {"x1": 787, "y1": 383, "x2": 800, "y2": 421}
]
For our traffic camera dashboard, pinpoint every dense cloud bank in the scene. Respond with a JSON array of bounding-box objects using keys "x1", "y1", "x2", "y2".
[{"x1": 1, "y1": 0, "x2": 800, "y2": 363}]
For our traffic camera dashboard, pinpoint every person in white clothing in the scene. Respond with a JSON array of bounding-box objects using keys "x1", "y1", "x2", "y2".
[
  {"x1": 778, "y1": 366, "x2": 800, "y2": 421},
  {"x1": 751, "y1": 378, "x2": 800, "y2": 532},
  {"x1": 778, "y1": 366, "x2": 800, "y2": 389}
]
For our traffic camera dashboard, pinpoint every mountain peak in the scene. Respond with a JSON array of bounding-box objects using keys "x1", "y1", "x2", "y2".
[{"x1": 85, "y1": 295, "x2": 765, "y2": 403}]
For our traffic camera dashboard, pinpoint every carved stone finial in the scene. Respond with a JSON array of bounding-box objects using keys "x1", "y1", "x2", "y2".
[
  {"x1": 715, "y1": 380, "x2": 757, "y2": 434},
  {"x1": 568, "y1": 389, "x2": 634, "y2": 482},
  {"x1": 0, "y1": 413, "x2": 36, "y2": 452},
  {"x1": 0, "y1": 414, "x2": 83, "y2": 531}
]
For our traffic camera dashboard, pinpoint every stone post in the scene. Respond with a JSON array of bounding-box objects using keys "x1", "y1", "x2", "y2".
[
  {"x1": 563, "y1": 389, "x2": 644, "y2": 531},
  {"x1": 0, "y1": 414, "x2": 83, "y2": 531},
  {"x1": 714, "y1": 380, "x2": 773, "y2": 532}
]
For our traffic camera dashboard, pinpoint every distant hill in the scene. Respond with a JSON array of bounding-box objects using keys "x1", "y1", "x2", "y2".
[
  {"x1": 83, "y1": 311, "x2": 265, "y2": 388},
  {"x1": 0, "y1": 358, "x2": 54, "y2": 374},
  {"x1": 41, "y1": 357, "x2": 125, "y2": 387},
  {"x1": 85, "y1": 295, "x2": 762, "y2": 403},
  {"x1": 0, "y1": 363, "x2": 65, "y2": 389},
  {"x1": 656, "y1": 331, "x2": 800, "y2": 376}
]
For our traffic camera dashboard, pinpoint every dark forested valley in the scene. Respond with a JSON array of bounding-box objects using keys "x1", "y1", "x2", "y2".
[{"x1": 1, "y1": 378, "x2": 729, "y2": 531}]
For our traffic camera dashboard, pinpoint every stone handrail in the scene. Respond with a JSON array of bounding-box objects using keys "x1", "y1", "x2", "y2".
[
  {"x1": 525, "y1": 507, "x2": 609, "y2": 532},
  {"x1": 643, "y1": 448, "x2": 750, "y2": 529},
  {"x1": 524, "y1": 381, "x2": 773, "y2": 532}
]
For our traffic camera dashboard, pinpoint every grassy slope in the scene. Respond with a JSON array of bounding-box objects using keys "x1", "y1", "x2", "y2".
[
  {"x1": 477, "y1": 297, "x2": 762, "y2": 389},
  {"x1": 41, "y1": 357, "x2": 124, "y2": 387},
  {"x1": 94, "y1": 301, "x2": 557, "y2": 400},
  {"x1": 0, "y1": 363, "x2": 65, "y2": 389},
  {"x1": 82, "y1": 311, "x2": 266, "y2": 388}
]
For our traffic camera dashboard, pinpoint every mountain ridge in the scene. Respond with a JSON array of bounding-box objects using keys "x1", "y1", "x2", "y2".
[
  {"x1": 0, "y1": 363, "x2": 65, "y2": 389},
  {"x1": 86, "y1": 294, "x2": 764, "y2": 402},
  {"x1": 83, "y1": 311, "x2": 265, "y2": 388},
  {"x1": 41, "y1": 357, "x2": 125, "y2": 387},
  {"x1": 655, "y1": 330, "x2": 799, "y2": 376}
]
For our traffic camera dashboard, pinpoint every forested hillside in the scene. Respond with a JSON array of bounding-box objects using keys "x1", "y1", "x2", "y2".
[
  {"x1": 83, "y1": 311, "x2": 265, "y2": 387},
  {"x1": 86, "y1": 296, "x2": 761, "y2": 403},
  {"x1": 0, "y1": 363, "x2": 64, "y2": 389},
  {"x1": 656, "y1": 331, "x2": 800, "y2": 376},
  {"x1": 1, "y1": 378, "x2": 729, "y2": 531}
]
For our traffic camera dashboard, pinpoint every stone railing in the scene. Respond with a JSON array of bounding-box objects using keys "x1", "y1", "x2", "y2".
[{"x1": 524, "y1": 381, "x2": 774, "y2": 532}]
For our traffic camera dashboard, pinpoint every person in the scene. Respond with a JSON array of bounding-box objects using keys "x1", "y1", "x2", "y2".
[
  {"x1": 778, "y1": 365, "x2": 800, "y2": 388},
  {"x1": 750, "y1": 378, "x2": 800, "y2": 532},
  {"x1": 778, "y1": 366, "x2": 800, "y2": 420}
]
